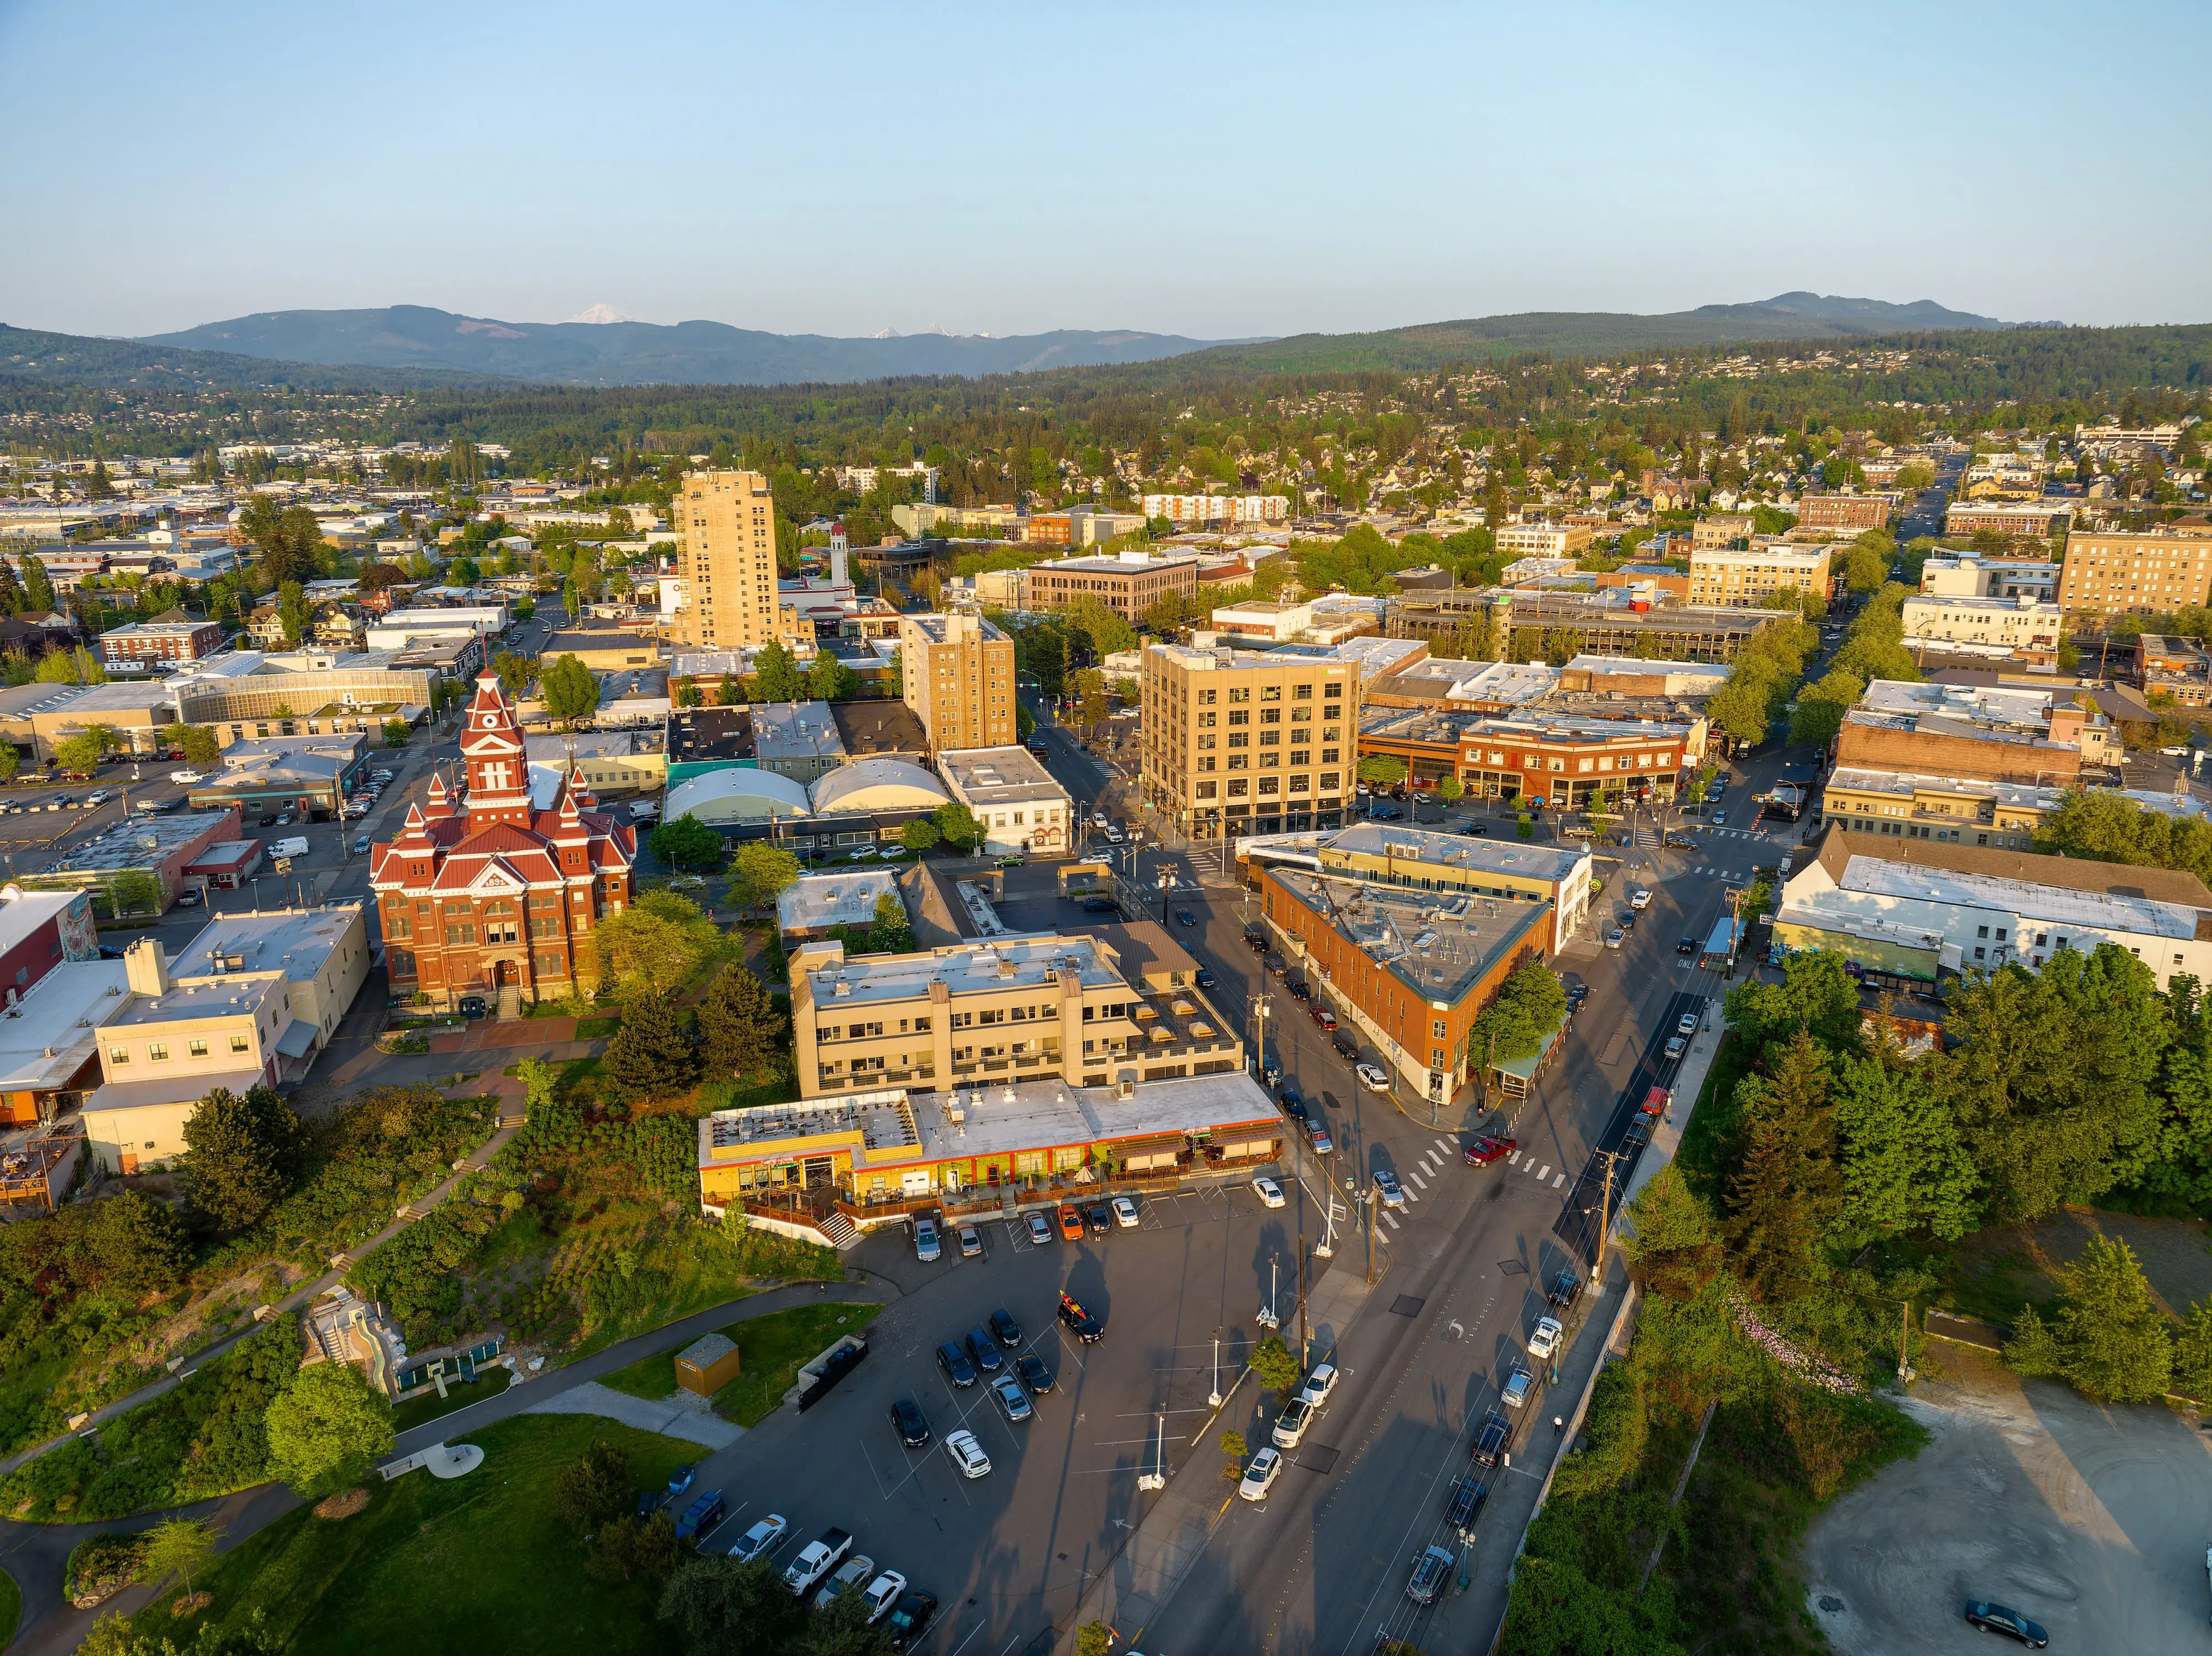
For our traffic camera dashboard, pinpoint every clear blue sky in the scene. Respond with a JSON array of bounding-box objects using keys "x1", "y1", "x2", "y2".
[{"x1": 2, "y1": 0, "x2": 2206, "y2": 341}]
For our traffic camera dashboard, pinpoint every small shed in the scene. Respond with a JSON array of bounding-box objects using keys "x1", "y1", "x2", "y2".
[
  {"x1": 184, "y1": 839, "x2": 264, "y2": 890},
  {"x1": 674, "y1": 1330, "x2": 741, "y2": 1396}
]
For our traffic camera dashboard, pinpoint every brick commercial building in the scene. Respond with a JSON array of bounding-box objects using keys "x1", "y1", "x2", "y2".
[
  {"x1": 1022, "y1": 550, "x2": 1201, "y2": 621},
  {"x1": 1359, "y1": 707, "x2": 1700, "y2": 807},
  {"x1": 1139, "y1": 640, "x2": 1359, "y2": 840},
  {"x1": 369, "y1": 675, "x2": 637, "y2": 1012},
  {"x1": 2057, "y1": 525, "x2": 2212, "y2": 618},
  {"x1": 98, "y1": 613, "x2": 224, "y2": 671},
  {"x1": 1238, "y1": 822, "x2": 1595, "y2": 939},
  {"x1": 669, "y1": 469, "x2": 780, "y2": 650},
  {"x1": 1258, "y1": 864, "x2": 1553, "y2": 1104},
  {"x1": 1794, "y1": 494, "x2": 1893, "y2": 532},
  {"x1": 1831, "y1": 680, "x2": 2117, "y2": 785},
  {"x1": 1687, "y1": 545, "x2": 1832, "y2": 609},
  {"x1": 1944, "y1": 501, "x2": 2074, "y2": 541},
  {"x1": 1384, "y1": 586, "x2": 1792, "y2": 664},
  {"x1": 898, "y1": 613, "x2": 1017, "y2": 754}
]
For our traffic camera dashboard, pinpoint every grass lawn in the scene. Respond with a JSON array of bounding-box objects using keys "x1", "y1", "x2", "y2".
[
  {"x1": 577, "y1": 1016, "x2": 623, "y2": 1039},
  {"x1": 0, "y1": 1560, "x2": 18, "y2": 1650},
  {"x1": 133, "y1": 1415, "x2": 692, "y2": 1656},
  {"x1": 392, "y1": 1366, "x2": 513, "y2": 1435},
  {"x1": 709, "y1": 1303, "x2": 882, "y2": 1428},
  {"x1": 598, "y1": 1347, "x2": 679, "y2": 1402}
]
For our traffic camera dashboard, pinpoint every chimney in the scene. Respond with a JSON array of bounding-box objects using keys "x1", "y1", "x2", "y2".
[{"x1": 124, "y1": 938, "x2": 171, "y2": 998}]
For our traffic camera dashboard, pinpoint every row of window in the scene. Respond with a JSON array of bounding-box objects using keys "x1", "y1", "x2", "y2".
[
  {"x1": 112, "y1": 1034, "x2": 253, "y2": 1065},
  {"x1": 1192, "y1": 683, "x2": 1340, "y2": 706},
  {"x1": 1195, "y1": 755, "x2": 1338, "y2": 774},
  {"x1": 1193, "y1": 775, "x2": 1339, "y2": 799}
]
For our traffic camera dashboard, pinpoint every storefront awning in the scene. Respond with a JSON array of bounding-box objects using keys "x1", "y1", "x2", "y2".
[
  {"x1": 1107, "y1": 1134, "x2": 1187, "y2": 1159},
  {"x1": 275, "y1": 1020, "x2": 319, "y2": 1058}
]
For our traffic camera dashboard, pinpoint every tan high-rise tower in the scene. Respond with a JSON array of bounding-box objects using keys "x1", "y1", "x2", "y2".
[
  {"x1": 899, "y1": 612, "x2": 1017, "y2": 753},
  {"x1": 672, "y1": 470, "x2": 779, "y2": 648}
]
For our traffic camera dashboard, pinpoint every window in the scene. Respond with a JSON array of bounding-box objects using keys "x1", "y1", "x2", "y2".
[
  {"x1": 1294, "y1": 683, "x2": 1313, "y2": 699},
  {"x1": 231, "y1": 1034, "x2": 251, "y2": 1054},
  {"x1": 1228, "y1": 687, "x2": 1249, "y2": 704},
  {"x1": 1198, "y1": 689, "x2": 1217, "y2": 706},
  {"x1": 1432, "y1": 1019, "x2": 1448, "y2": 1038},
  {"x1": 189, "y1": 1039, "x2": 208, "y2": 1058},
  {"x1": 1974, "y1": 947, "x2": 1986, "y2": 960},
  {"x1": 1227, "y1": 710, "x2": 1249, "y2": 727},
  {"x1": 1326, "y1": 682, "x2": 1343, "y2": 698},
  {"x1": 109, "y1": 1046, "x2": 128, "y2": 1065}
]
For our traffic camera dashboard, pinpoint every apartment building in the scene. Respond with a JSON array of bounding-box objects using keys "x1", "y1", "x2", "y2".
[
  {"x1": 898, "y1": 613, "x2": 1017, "y2": 753},
  {"x1": 1384, "y1": 587, "x2": 1791, "y2": 663},
  {"x1": 1945, "y1": 501, "x2": 2073, "y2": 540},
  {"x1": 1898, "y1": 594, "x2": 2063, "y2": 653},
  {"x1": 2057, "y1": 526, "x2": 2212, "y2": 618},
  {"x1": 1687, "y1": 545, "x2": 1832, "y2": 609},
  {"x1": 1692, "y1": 514, "x2": 1756, "y2": 550},
  {"x1": 1258, "y1": 865, "x2": 1552, "y2": 1103},
  {"x1": 1494, "y1": 523, "x2": 1594, "y2": 557},
  {"x1": 1022, "y1": 550, "x2": 1201, "y2": 621},
  {"x1": 1795, "y1": 494, "x2": 1892, "y2": 532},
  {"x1": 98, "y1": 614, "x2": 224, "y2": 670},
  {"x1": 790, "y1": 927, "x2": 1243, "y2": 1100},
  {"x1": 1139, "y1": 641, "x2": 1359, "y2": 840},
  {"x1": 1918, "y1": 556, "x2": 2059, "y2": 603},
  {"x1": 670, "y1": 469, "x2": 779, "y2": 650},
  {"x1": 1238, "y1": 821, "x2": 1594, "y2": 939},
  {"x1": 1140, "y1": 494, "x2": 1288, "y2": 526}
]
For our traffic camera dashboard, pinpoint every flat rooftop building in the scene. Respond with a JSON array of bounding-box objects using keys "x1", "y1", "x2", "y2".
[
  {"x1": 778, "y1": 869, "x2": 901, "y2": 941},
  {"x1": 752, "y1": 701, "x2": 847, "y2": 782},
  {"x1": 935, "y1": 746, "x2": 1074, "y2": 858}
]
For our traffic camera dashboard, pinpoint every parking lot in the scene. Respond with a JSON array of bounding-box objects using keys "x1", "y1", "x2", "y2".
[{"x1": 666, "y1": 1177, "x2": 1314, "y2": 1655}]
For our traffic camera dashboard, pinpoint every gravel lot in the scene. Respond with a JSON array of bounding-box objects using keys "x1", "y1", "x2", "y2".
[{"x1": 1802, "y1": 1345, "x2": 2212, "y2": 1652}]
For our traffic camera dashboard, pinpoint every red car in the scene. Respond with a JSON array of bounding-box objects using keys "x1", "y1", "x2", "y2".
[
  {"x1": 1641, "y1": 1086, "x2": 1671, "y2": 1118},
  {"x1": 1464, "y1": 1135, "x2": 1515, "y2": 1166},
  {"x1": 1309, "y1": 1006, "x2": 1337, "y2": 1030}
]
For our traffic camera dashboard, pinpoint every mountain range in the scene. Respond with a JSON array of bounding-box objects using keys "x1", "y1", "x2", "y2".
[{"x1": 0, "y1": 293, "x2": 2016, "y2": 394}]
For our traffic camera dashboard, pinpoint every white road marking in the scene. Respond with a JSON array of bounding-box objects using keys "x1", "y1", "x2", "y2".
[
  {"x1": 1434, "y1": 1137, "x2": 1454, "y2": 1158},
  {"x1": 1507, "y1": 1150, "x2": 1522, "y2": 1166},
  {"x1": 1381, "y1": 1208, "x2": 1402, "y2": 1230},
  {"x1": 1554, "y1": 1173, "x2": 1568, "y2": 1189},
  {"x1": 1406, "y1": 1166, "x2": 1428, "y2": 1190},
  {"x1": 1536, "y1": 1164, "x2": 1552, "y2": 1181}
]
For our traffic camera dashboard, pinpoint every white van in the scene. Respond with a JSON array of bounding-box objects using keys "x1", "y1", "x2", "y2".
[{"x1": 272, "y1": 835, "x2": 310, "y2": 859}]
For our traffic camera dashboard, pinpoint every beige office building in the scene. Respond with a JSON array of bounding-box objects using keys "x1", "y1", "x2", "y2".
[
  {"x1": 1687, "y1": 545, "x2": 1832, "y2": 608},
  {"x1": 670, "y1": 469, "x2": 780, "y2": 649},
  {"x1": 899, "y1": 613, "x2": 1017, "y2": 753},
  {"x1": 2057, "y1": 526, "x2": 2212, "y2": 618},
  {"x1": 1140, "y1": 641, "x2": 1359, "y2": 840},
  {"x1": 792, "y1": 926, "x2": 1241, "y2": 1098}
]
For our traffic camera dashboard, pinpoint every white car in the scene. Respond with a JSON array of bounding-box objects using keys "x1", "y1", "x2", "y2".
[
  {"x1": 729, "y1": 1513, "x2": 788, "y2": 1563},
  {"x1": 813, "y1": 1554, "x2": 875, "y2": 1612},
  {"x1": 1271, "y1": 1396, "x2": 1314, "y2": 1448},
  {"x1": 1527, "y1": 1315, "x2": 1564, "y2": 1361},
  {"x1": 1605, "y1": 928, "x2": 1625, "y2": 949},
  {"x1": 944, "y1": 1428, "x2": 992, "y2": 1479},
  {"x1": 1238, "y1": 1444, "x2": 1284, "y2": 1502},
  {"x1": 1251, "y1": 1176, "x2": 1286, "y2": 1209},
  {"x1": 1677, "y1": 1010, "x2": 1699, "y2": 1036},
  {"x1": 1103, "y1": 826, "x2": 1125, "y2": 844},
  {"x1": 1093, "y1": 811, "x2": 1109, "y2": 827},
  {"x1": 1111, "y1": 1194, "x2": 1140, "y2": 1228},
  {"x1": 1629, "y1": 887, "x2": 1652, "y2": 910},
  {"x1": 862, "y1": 1571, "x2": 907, "y2": 1623},
  {"x1": 1296, "y1": 1363, "x2": 1338, "y2": 1408},
  {"x1": 1372, "y1": 1169, "x2": 1406, "y2": 1208},
  {"x1": 782, "y1": 1532, "x2": 851, "y2": 1595},
  {"x1": 1355, "y1": 1063, "x2": 1391, "y2": 1093},
  {"x1": 168, "y1": 770, "x2": 205, "y2": 785}
]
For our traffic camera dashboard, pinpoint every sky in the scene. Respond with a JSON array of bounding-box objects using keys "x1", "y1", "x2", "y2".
[{"x1": 2, "y1": 0, "x2": 2207, "y2": 342}]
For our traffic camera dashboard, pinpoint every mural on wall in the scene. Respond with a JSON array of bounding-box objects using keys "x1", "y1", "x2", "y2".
[{"x1": 55, "y1": 891, "x2": 97, "y2": 962}]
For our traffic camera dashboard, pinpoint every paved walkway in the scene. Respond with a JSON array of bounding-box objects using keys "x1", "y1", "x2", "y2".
[{"x1": 523, "y1": 1381, "x2": 744, "y2": 1450}]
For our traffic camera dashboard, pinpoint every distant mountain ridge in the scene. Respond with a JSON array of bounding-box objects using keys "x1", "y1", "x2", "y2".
[
  {"x1": 1193, "y1": 292, "x2": 2011, "y2": 374},
  {"x1": 140, "y1": 306, "x2": 1249, "y2": 385}
]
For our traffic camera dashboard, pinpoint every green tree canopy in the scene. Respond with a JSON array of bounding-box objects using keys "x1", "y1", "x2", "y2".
[
  {"x1": 603, "y1": 994, "x2": 698, "y2": 1100},
  {"x1": 264, "y1": 1360, "x2": 395, "y2": 1497},
  {"x1": 933, "y1": 800, "x2": 985, "y2": 852},
  {"x1": 1469, "y1": 961, "x2": 1568, "y2": 1073},
  {"x1": 181, "y1": 1084, "x2": 309, "y2": 1232},
  {"x1": 2004, "y1": 1235, "x2": 2173, "y2": 1404},
  {"x1": 751, "y1": 641, "x2": 806, "y2": 703},
  {"x1": 649, "y1": 813, "x2": 727, "y2": 873},
  {"x1": 540, "y1": 654, "x2": 600, "y2": 725},
  {"x1": 726, "y1": 843, "x2": 801, "y2": 915}
]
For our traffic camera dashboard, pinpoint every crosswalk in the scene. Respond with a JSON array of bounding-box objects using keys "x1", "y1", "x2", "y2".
[
  {"x1": 1373, "y1": 1137, "x2": 1460, "y2": 1239},
  {"x1": 1505, "y1": 1147, "x2": 1569, "y2": 1190}
]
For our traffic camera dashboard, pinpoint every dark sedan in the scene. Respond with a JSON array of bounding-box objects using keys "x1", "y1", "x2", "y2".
[
  {"x1": 888, "y1": 1396, "x2": 931, "y2": 1448},
  {"x1": 1963, "y1": 1603, "x2": 2047, "y2": 1648},
  {"x1": 1676, "y1": 937, "x2": 1697, "y2": 955},
  {"x1": 1174, "y1": 907, "x2": 1198, "y2": 927}
]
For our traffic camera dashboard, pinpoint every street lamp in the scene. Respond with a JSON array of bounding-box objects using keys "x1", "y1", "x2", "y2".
[{"x1": 1209, "y1": 1327, "x2": 1223, "y2": 1409}]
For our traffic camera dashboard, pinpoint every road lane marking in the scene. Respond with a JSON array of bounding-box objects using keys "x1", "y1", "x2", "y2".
[
  {"x1": 1507, "y1": 1150, "x2": 1522, "y2": 1166},
  {"x1": 1381, "y1": 1209, "x2": 1401, "y2": 1230},
  {"x1": 1406, "y1": 1167, "x2": 1427, "y2": 1190},
  {"x1": 1433, "y1": 1137, "x2": 1453, "y2": 1158},
  {"x1": 1554, "y1": 1173, "x2": 1568, "y2": 1188},
  {"x1": 1536, "y1": 1164, "x2": 1551, "y2": 1180}
]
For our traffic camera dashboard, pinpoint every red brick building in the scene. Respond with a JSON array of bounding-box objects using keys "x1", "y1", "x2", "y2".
[
  {"x1": 97, "y1": 613, "x2": 224, "y2": 670},
  {"x1": 369, "y1": 676, "x2": 637, "y2": 1010},
  {"x1": 1795, "y1": 495, "x2": 1893, "y2": 532}
]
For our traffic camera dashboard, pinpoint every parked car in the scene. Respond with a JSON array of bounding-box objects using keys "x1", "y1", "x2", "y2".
[
  {"x1": 989, "y1": 1308, "x2": 1021, "y2": 1346},
  {"x1": 1194, "y1": 966, "x2": 1217, "y2": 989},
  {"x1": 1057, "y1": 1204, "x2": 1082, "y2": 1241},
  {"x1": 667, "y1": 1464, "x2": 696, "y2": 1497},
  {"x1": 1026, "y1": 1211, "x2": 1053, "y2": 1245},
  {"x1": 1605, "y1": 928, "x2": 1625, "y2": 949},
  {"x1": 1263, "y1": 953, "x2": 1288, "y2": 978},
  {"x1": 456, "y1": 995, "x2": 488, "y2": 1019},
  {"x1": 914, "y1": 1216, "x2": 941, "y2": 1262},
  {"x1": 1548, "y1": 1269, "x2": 1584, "y2": 1312},
  {"x1": 1271, "y1": 1396, "x2": 1313, "y2": 1448},
  {"x1": 1244, "y1": 928, "x2": 1269, "y2": 952},
  {"x1": 728, "y1": 1513, "x2": 787, "y2": 1563},
  {"x1": 1406, "y1": 1544, "x2": 1455, "y2": 1606},
  {"x1": 1665, "y1": 1035, "x2": 1687, "y2": 1060},
  {"x1": 1446, "y1": 1476, "x2": 1489, "y2": 1533},
  {"x1": 1307, "y1": 1119, "x2": 1333, "y2": 1154},
  {"x1": 1238, "y1": 1444, "x2": 1284, "y2": 1502},
  {"x1": 1285, "y1": 975, "x2": 1311, "y2": 1000},
  {"x1": 1297, "y1": 1364, "x2": 1339, "y2": 1408},
  {"x1": 1251, "y1": 1176, "x2": 1286, "y2": 1209},
  {"x1": 1310, "y1": 1005, "x2": 1337, "y2": 1030},
  {"x1": 1465, "y1": 1134, "x2": 1515, "y2": 1166},
  {"x1": 1471, "y1": 1411, "x2": 1510, "y2": 1466},
  {"x1": 885, "y1": 1590, "x2": 938, "y2": 1650},
  {"x1": 1677, "y1": 1009, "x2": 1700, "y2": 1036},
  {"x1": 1015, "y1": 1352, "x2": 1054, "y2": 1394},
  {"x1": 936, "y1": 1341, "x2": 978, "y2": 1387},
  {"x1": 168, "y1": 770, "x2": 205, "y2": 785},
  {"x1": 1081, "y1": 896, "x2": 1122, "y2": 916},
  {"x1": 1085, "y1": 1204, "x2": 1110, "y2": 1237},
  {"x1": 1174, "y1": 907, "x2": 1197, "y2": 927},
  {"x1": 1110, "y1": 1195, "x2": 1140, "y2": 1227},
  {"x1": 889, "y1": 1396, "x2": 931, "y2": 1448},
  {"x1": 1277, "y1": 1083, "x2": 1306, "y2": 1121},
  {"x1": 1355, "y1": 1062, "x2": 1391, "y2": 1092},
  {"x1": 862, "y1": 1571, "x2": 907, "y2": 1624},
  {"x1": 1058, "y1": 1292, "x2": 1105, "y2": 1342},
  {"x1": 1332, "y1": 1031, "x2": 1359, "y2": 1060},
  {"x1": 1373, "y1": 1168, "x2": 1406, "y2": 1208},
  {"x1": 352, "y1": 834, "x2": 371, "y2": 854},
  {"x1": 1629, "y1": 887, "x2": 1651, "y2": 909},
  {"x1": 943, "y1": 1429, "x2": 992, "y2": 1479},
  {"x1": 989, "y1": 1373, "x2": 1032, "y2": 1422},
  {"x1": 782, "y1": 1528, "x2": 853, "y2": 1594},
  {"x1": 957, "y1": 1224, "x2": 982, "y2": 1258},
  {"x1": 813, "y1": 1554, "x2": 877, "y2": 1612},
  {"x1": 1963, "y1": 1602, "x2": 2048, "y2": 1648},
  {"x1": 674, "y1": 1490, "x2": 726, "y2": 1542},
  {"x1": 964, "y1": 1328, "x2": 1005, "y2": 1375},
  {"x1": 1501, "y1": 1365, "x2": 1534, "y2": 1409},
  {"x1": 1527, "y1": 1316, "x2": 1564, "y2": 1360}
]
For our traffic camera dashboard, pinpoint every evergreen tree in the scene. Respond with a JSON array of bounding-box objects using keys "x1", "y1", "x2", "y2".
[
  {"x1": 603, "y1": 995, "x2": 698, "y2": 1100},
  {"x1": 752, "y1": 640, "x2": 806, "y2": 702},
  {"x1": 20, "y1": 554, "x2": 54, "y2": 612},
  {"x1": 181, "y1": 1084, "x2": 309, "y2": 1231}
]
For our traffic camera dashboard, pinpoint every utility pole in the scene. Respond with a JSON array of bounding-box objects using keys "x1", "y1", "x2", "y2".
[
  {"x1": 1298, "y1": 1223, "x2": 1310, "y2": 1366},
  {"x1": 1898, "y1": 1299, "x2": 1916, "y2": 1385},
  {"x1": 1590, "y1": 1147, "x2": 1626, "y2": 1285}
]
